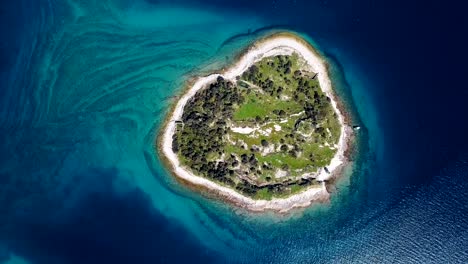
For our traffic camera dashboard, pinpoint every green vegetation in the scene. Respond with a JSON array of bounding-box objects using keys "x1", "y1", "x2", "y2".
[{"x1": 173, "y1": 53, "x2": 341, "y2": 199}]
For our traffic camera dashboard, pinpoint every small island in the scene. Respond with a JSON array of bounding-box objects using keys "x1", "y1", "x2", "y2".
[{"x1": 158, "y1": 33, "x2": 352, "y2": 212}]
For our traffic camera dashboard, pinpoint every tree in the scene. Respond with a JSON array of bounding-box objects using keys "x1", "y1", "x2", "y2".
[
  {"x1": 277, "y1": 87, "x2": 283, "y2": 95},
  {"x1": 261, "y1": 139, "x2": 269, "y2": 147},
  {"x1": 241, "y1": 154, "x2": 248, "y2": 163},
  {"x1": 172, "y1": 139, "x2": 179, "y2": 152},
  {"x1": 250, "y1": 65, "x2": 259, "y2": 74},
  {"x1": 281, "y1": 144, "x2": 288, "y2": 152},
  {"x1": 249, "y1": 154, "x2": 257, "y2": 165},
  {"x1": 289, "y1": 150, "x2": 297, "y2": 158},
  {"x1": 309, "y1": 153, "x2": 315, "y2": 162}
]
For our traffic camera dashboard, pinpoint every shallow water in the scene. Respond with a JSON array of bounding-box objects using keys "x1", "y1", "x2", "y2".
[{"x1": 1, "y1": 0, "x2": 468, "y2": 263}]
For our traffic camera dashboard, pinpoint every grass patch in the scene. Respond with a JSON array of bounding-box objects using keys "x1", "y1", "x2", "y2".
[{"x1": 254, "y1": 188, "x2": 274, "y2": 200}]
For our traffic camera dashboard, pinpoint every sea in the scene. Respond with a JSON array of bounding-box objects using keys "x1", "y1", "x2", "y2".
[{"x1": 1, "y1": 0, "x2": 468, "y2": 263}]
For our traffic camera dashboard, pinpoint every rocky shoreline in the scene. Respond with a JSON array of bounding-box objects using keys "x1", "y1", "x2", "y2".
[{"x1": 157, "y1": 32, "x2": 353, "y2": 213}]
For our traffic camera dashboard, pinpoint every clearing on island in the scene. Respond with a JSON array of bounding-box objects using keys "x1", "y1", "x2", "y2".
[{"x1": 170, "y1": 48, "x2": 343, "y2": 201}]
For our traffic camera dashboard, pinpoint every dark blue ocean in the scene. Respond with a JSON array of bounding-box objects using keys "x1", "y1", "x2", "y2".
[{"x1": 1, "y1": 0, "x2": 468, "y2": 263}]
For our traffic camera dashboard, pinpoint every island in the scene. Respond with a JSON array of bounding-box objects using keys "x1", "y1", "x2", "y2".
[{"x1": 158, "y1": 33, "x2": 352, "y2": 212}]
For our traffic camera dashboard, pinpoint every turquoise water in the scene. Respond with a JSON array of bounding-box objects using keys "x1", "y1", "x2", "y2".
[{"x1": 2, "y1": 0, "x2": 468, "y2": 263}]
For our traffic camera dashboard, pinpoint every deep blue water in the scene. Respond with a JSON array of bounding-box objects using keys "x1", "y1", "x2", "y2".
[{"x1": 1, "y1": 0, "x2": 468, "y2": 263}]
